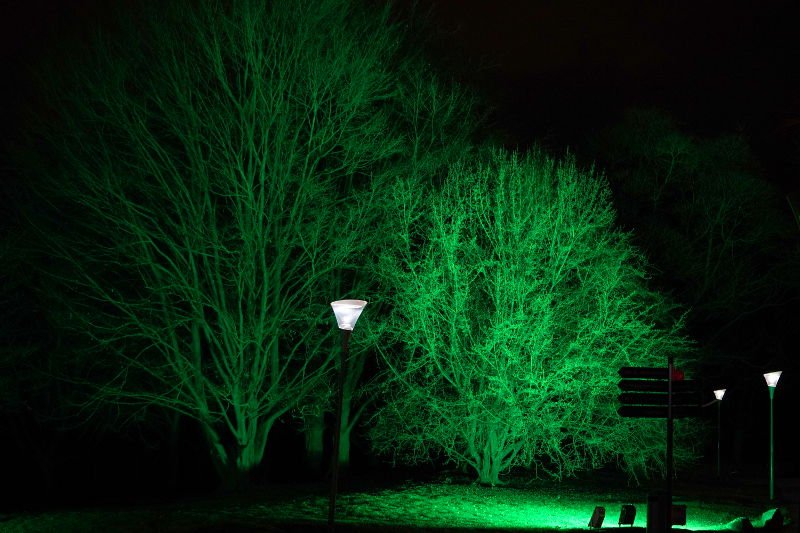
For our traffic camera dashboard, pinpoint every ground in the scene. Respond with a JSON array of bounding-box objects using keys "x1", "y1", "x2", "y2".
[{"x1": 0, "y1": 473, "x2": 796, "y2": 532}]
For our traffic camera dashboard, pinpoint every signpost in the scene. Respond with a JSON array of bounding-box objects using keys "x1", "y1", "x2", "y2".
[
  {"x1": 617, "y1": 368, "x2": 700, "y2": 419},
  {"x1": 617, "y1": 358, "x2": 701, "y2": 532}
]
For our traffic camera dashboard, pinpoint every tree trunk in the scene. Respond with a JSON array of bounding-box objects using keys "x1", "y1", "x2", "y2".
[
  {"x1": 476, "y1": 442, "x2": 502, "y2": 486},
  {"x1": 201, "y1": 413, "x2": 276, "y2": 491},
  {"x1": 303, "y1": 412, "x2": 326, "y2": 474},
  {"x1": 338, "y1": 396, "x2": 352, "y2": 473},
  {"x1": 210, "y1": 451, "x2": 241, "y2": 492},
  {"x1": 476, "y1": 462, "x2": 501, "y2": 486},
  {"x1": 166, "y1": 411, "x2": 181, "y2": 492},
  {"x1": 201, "y1": 420, "x2": 241, "y2": 492}
]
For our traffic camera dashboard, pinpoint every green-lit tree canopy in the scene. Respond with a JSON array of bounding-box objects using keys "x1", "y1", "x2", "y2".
[
  {"x1": 292, "y1": 37, "x2": 478, "y2": 476},
  {"x1": 370, "y1": 150, "x2": 699, "y2": 485},
  {"x1": 14, "y1": 0, "x2": 718, "y2": 492},
  {"x1": 23, "y1": 0, "x2": 416, "y2": 487}
]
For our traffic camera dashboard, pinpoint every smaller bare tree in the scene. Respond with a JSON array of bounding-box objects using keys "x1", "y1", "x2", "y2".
[{"x1": 369, "y1": 149, "x2": 696, "y2": 485}]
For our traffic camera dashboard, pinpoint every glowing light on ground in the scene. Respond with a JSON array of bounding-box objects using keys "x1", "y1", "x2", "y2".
[{"x1": 263, "y1": 483, "x2": 769, "y2": 531}]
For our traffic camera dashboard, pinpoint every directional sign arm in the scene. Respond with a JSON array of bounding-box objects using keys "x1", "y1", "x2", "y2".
[
  {"x1": 618, "y1": 392, "x2": 701, "y2": 406},
  {"x1": 618, "y1": 367, "x2": 685, "y2": 380},
  {"x1": 618, "y1": 380, "x2": 697, "y2": 393},
  {"x1": 617, "y1": 406, "x2": 701, "y2": 418}
]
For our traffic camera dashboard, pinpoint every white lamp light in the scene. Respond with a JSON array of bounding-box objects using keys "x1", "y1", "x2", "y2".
[
  {"x1": 763, "y1": 371, "x2": 782, "y2": 388},
  {"x1": 713, "y1": 389, "x2": 726, "y2": 401},
  {"x1": 330, "y1": 299, "x2": 367, "y2": 331}
]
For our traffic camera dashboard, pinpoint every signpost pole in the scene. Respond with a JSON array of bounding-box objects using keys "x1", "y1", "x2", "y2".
[
  {"x1": 666, "y1": 355, "x2": 674, "y2": 533},
  {"x1": 616, "y1": 364, "x2": 702, "y2": 532}
]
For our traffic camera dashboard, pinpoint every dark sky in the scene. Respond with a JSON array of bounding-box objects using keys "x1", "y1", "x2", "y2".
[
  {"x1": 419, "y1": 0, "x2": 800, "y2": 190},
  {"x1": 3, "y1": 1, "x2": 800, "y2": 185}
]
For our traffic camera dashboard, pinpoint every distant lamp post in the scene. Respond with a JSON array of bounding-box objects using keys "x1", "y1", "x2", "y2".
[
  {"x1": 713, "y1": 389, "x2": 726, "y2": 478},
  {"x1": 328, "y1": 299, "x2": 367, "y2": 531},
  {"x1": 763, "y1": 371, "x2": 782, "y2": 501}
]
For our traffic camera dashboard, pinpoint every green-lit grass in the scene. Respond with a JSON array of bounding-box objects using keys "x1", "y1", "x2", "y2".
[
  {"x1": 262, "y1": 482, "x2": 769, "y2": 531},
  {"x1": 0, "y1": 479, "x2": 776, "y2": 532}
]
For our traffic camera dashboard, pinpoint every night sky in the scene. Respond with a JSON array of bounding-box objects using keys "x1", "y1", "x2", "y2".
[
  {"x1": 3, "y1": 0, "x2": 800, "y2": 185},
  {"x1": 2, "y1": 0, "x2": 800, "y2": 506},
  {"x1": 419, "y1": 0, "x2": 800, "y2": 191}
]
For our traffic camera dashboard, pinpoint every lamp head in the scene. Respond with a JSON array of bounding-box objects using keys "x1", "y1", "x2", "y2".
[
  {"x1": 713, "y1": 389, "x2": 726, "y2": 401},
  {"x1": 331, "y1": 300, "x2": 367, "y2": 331},
  {"x1": 763, "y1": 371, "x2": 782, "y2": 388}
]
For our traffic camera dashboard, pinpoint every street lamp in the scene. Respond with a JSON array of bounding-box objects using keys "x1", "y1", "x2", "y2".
[
  {"x1": 328, "y1": 299, "x2": 367, "y2": 531},
  {"x1": 713, "y1": 389, "x2": 726, "y2": 478},
  {"x1": 763, "y1": 371, "x2": 781, "y2": 501}
]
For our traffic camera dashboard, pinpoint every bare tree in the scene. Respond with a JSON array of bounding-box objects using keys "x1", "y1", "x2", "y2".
[
  {"x1": 369, "y1": 150, "x2": 697, "y2": 485},
  {"x1": 594, "y1": 109, "x2": 800, "y2": 367},
  {"x1": 24, "y1": 0, "x2": 407, "y2": 487},
  {"x1": 295, "y1": 62, "x2": 478, "y2": 474}
]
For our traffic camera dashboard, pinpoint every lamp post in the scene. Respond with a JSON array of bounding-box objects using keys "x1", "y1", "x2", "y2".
[
  {"x1": 328, "y1": 299, "x2": 367, "y2": 531},
  {"x1": 713, "y1": 389, "x2": 726, "y2": 478},
  {"x1": 763, "y1": 371, "x2": 781, "y2": 501}
]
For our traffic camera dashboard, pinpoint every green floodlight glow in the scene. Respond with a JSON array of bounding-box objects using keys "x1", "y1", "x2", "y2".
[
  {"x1": 763, "y1": 371, "x2": 782, "y2": 388},
  {"x1": 258, "y1": 484, "x2": 765, "y2": 532},
  {"x1": 330, "y1": 300, "x2": 368, "y2": 331},
  {"x1": 713, "y1": 389, "x2": 726, "y2": 401}
]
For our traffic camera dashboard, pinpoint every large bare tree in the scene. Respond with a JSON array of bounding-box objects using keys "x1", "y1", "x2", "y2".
[{"x1": 25, "y1": 0, "x2": 407, "y2": 487}]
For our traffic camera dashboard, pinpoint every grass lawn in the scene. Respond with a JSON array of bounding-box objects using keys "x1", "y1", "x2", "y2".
[{"x1": 0, "y1": 474, "x2": 790, "y2": 533}]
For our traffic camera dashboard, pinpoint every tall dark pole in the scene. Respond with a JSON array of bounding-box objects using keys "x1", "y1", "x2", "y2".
[
  {"x1": 762, "y1": 371, "x2": 781, "y2": 502},
  {"x1": 666, "y1": 355, "x2": 674, "y2": 533},
  {"x1": 716, "y1": 400, "x2": 722, "y2": 478},
  {"x1": 768, "y1": 386, "x2": 775, "y2": 501},
  {"x1": 328, "y1": 329, "x2": 351, "y2": 531}
]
